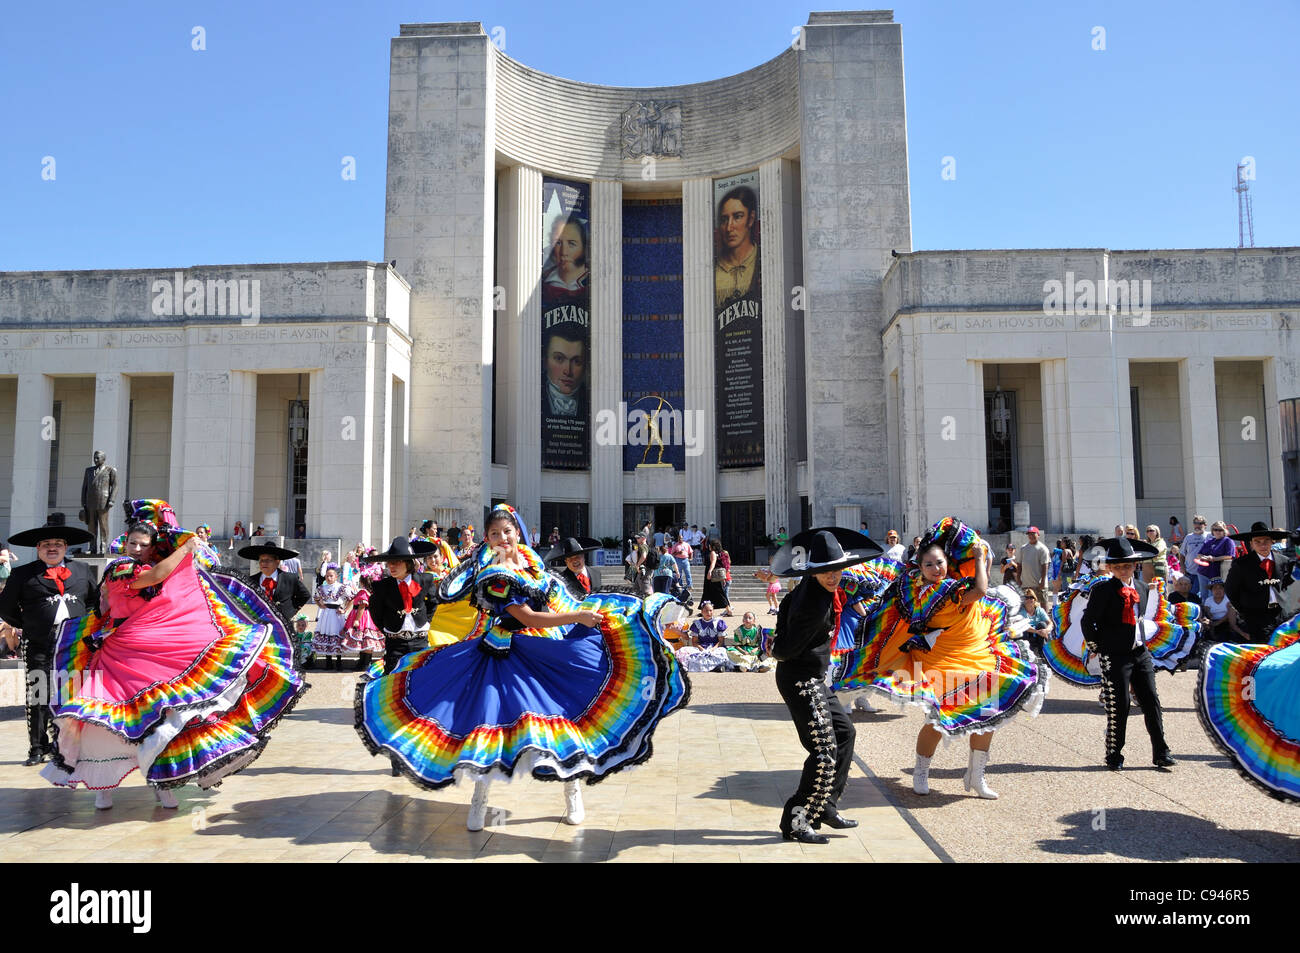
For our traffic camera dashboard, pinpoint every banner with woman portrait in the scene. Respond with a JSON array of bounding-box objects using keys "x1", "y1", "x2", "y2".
[
  {"x1": 713, "y1": 171, "x2": 764, "y2": 468},
  {"x1": 541, "y1": 177, "x2": 591, "y2": 470}
]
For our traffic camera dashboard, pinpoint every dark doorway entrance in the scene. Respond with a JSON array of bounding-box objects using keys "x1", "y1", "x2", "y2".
[
  {"x1": 720, "y1": 499, "x2": 765, "y2": 564},
  {"x1": 984, "y1": 389, "x2": 1019, "y2": 534},
  {"x1": 623, "y1": 503, "x2": 685, "y2": 546},
  {"x1": 540, "y1": 502, "x2": 590, "y2": 541}
]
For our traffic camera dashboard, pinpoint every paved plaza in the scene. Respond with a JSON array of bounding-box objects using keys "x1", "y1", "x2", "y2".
[{"x1": 0, "y1": 634, "x2": 1296, "y2": 863}]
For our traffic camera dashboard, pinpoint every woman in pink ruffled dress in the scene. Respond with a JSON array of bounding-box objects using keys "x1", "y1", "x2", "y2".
[{"x1": 42, "y1": 501, "x2": 304, "y2": 811}]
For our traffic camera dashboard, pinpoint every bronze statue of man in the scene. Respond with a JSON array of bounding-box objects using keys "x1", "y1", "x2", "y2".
[{"x1": 79, "y1": 450, "x2": 118, "y2": 554}]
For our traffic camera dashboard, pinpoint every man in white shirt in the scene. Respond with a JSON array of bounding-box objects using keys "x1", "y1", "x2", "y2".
[
  {"x1": 1180, "y1": 516, "x2": 1209, "y2": 597},
  {"x1": 1019, "y1": 527, "x2": 1051, "y2": 593},
  {"x1": 883, "y1": 530, "x2": 906, "y2": 563}
]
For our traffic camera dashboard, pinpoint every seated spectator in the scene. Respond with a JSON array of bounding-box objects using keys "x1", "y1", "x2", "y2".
[
  {"x1": 1202, "y1": 580, "x2": 1247, "y2": 642},
  {"x1": 1018, "y1": 589, "x2": 1052, "y2": 653},
  {"x1": 1168, "y1": 573, "x2": 1201, "y2": 606},
  {"x1": 727, "y1": 612, "x2": 774, "y2": 672},
  {"x1": 674, "y1": 601, "x2": 730, "y2": 672}
]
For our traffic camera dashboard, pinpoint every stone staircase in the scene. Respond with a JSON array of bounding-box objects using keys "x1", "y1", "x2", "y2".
[{"x1": 593, "y1": 565, "x2": 786, "y2": 602}]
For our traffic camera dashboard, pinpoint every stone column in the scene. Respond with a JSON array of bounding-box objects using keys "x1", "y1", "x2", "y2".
[
  {"x1": 168, "y1": 369, "x2": 188, "y2": 517},
  {"x1": 1177, "y1": 355, "x2": 1224, "y2": 520},
  {"x1": 9, "y1": 373, "x2": 54, "y2": 549},
  {"x1": 503, "y1": 165, "x2": 542, "y2": 522},
  {"x1": 798, "y1": 13, "x2": 911, "y2": 526},
  {"x1": 1263, "y1": 355, "x2": 1297, "y2": 523},
  {"x1": 759, "y1": 159, "x2": 788, "y2": 538},
  {"x1": 1064, "y1": 340, "x2": 1134, "y2": 532},
  {"x1": 384, "y1": 24, "x2": 495, "y2": 523},
  {"x1": 895, "y1": 321, "x2": 923, "y2": 535},
  {"x1": 590, "y1": 179, "x2": 623, "y2": 539},
  {"x1": 172, "y1": 370, "x2": 256, "y2": 540},
  {"x1": 682, "y1": 177, "x2": 718, "y2": 528},
  {"x1": 1040, "y1": 359, "x2": 1075, "y2": 531},
  {"x1": 91, "y1": 372, "x2": 131, "y2": 545}
]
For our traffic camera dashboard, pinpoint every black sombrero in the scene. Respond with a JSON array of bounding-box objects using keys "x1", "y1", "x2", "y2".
[
  {"x1": 544, "y1": 536, "x2": 602, "y2": 568},
  {"x1": 359, "y1": 536, "x2": 438, "y2": 563},
  {"x1": 1227, "y1": 521, "x2": 1290, "y2": 543},
  {"x1": 238, "y1": 543, "x2": 300, "y2": 561},
  {"x1": 769, "y1": 527, "x2": 883, "y2": 578},
  {"x1": 9, "y1": 513, "x2": 94, "y2": 548},
  {"x1": 1092, "y1": 536, "x2": 1159, "y2": 564}
]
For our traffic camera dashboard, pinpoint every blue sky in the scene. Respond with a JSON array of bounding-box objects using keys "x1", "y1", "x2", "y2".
[{"x1": 2, "y1": 0, "x2": 1295, "y2": 270}]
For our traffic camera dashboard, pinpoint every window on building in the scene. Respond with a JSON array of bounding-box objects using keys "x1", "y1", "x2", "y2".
[
  {"x1": 1281, "y1": 397, "x2": 1299, "y2": 530},
  {"x1": 984, "y1": 389, "x2": 1018, "y2": 533},
  {"x1": 287, "y1": 399, "x2": 308, "y2": 537}
]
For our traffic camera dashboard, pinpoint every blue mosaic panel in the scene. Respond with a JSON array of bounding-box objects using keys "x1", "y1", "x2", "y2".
[{"x1": 623, "y1": 199, "x2": 685, "y2": 472}]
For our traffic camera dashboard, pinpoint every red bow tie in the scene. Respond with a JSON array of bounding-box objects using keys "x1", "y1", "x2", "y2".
[
  {"x1": 44, "y1": 565, "x2": 70, "y2": 595},
  {"x1": 400, "y1": 577, "x2": 420, "y2": 613},
  {"x1": 579, "y1": 572, "x2": 591, "y2": 594},
  {"x1": 1120, "y1": 586, "x2": 1140, "y2": 625},
  {"x1": 261, "y1": 577, "x2": 276, "y2": 600},
  {"x1": 1262, "y1": 558, "x2": 1273, "y2": 578}
]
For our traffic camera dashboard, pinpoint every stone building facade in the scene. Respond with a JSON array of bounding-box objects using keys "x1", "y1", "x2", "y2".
[{"x1": 1, "y1": 12, "x2": 1295, "y2": 556}]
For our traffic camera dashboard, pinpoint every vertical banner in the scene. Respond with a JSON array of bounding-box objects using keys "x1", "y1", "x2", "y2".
[
  {"x1": 713, "y1": 171, "x2": 764, "y2": 468},
  {"x1": 541, "y1": 177, "x2": 591, "y2": 470}
]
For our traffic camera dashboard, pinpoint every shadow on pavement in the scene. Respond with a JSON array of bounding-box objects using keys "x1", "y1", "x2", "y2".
[{"x1": 1037, "y1": 808, "x2": 1300, "y2": 861}]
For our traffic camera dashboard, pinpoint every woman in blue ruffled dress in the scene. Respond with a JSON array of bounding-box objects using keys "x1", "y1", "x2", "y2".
[{"x1": 355, "y1": 504, "x2": 689, "y2": 831}]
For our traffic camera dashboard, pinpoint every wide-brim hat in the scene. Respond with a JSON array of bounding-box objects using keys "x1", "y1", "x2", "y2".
[
  {"x1": 9, "y1": 512, "x2": 94, "y2": 547},
  {"x1": 769, "y1": 527, "x2": 883, "y2": 578},
  {"x1": 359, "y1": 536, "x2": 437, "y2": 563},
  {"x1": 1093, "y1": 536, "x2": 1159, "y2": 564},
  {"x1": 545, "y1": 536, "x2": 602, "y2": 567},
  {"x1": 239, "y1": 543, "x2": 301, "y2": 561},
  {"x1": 1227, "y1": 521, "x2": 1290, "y2": 542}
]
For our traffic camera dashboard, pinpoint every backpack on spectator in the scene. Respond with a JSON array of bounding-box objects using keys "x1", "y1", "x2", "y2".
[{"x1": 643, "y1": 548, "x2": 660, "y2": 571}]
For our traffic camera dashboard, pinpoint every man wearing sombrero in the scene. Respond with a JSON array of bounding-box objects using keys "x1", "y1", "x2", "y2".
[
  {"x1": 1224, "y1": 522, "x2": 1295, "y2": 644},
  {"x1": 1082, "y1": 536, "x2": 1175, "y2": 771},
  {"x1": 765, "y1": 526, "x2": 883, "y2": 844},
  {"x1": 238, "y1": 541, "x2": 312, "y2": 638},
  {"x1": 545, "y1": 536, "x2": 602, "y2": 600},
  {"x1": 0, "y1": 514, "x2": 99, "y2": 764}
]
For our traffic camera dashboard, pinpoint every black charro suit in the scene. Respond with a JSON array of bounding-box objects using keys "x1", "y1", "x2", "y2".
[
  {"x1": 1224, "y1": 550, "x2": 1295, "y2": 644},
  {"x1": 770, "y1": 577, "x2": 855, "y2": 835},
  {"x1": 250, "y1": 570, "x2": 312, "y2": 629},
  {"x1": 367, "y1": 572, "x2": 439, "y2": 674},
  {"x1": 0, "y1": 559, "x2": 99, "y2": 758},
  {"x1": 556, "y1": 567, "x2": 594, "y2": 601},
  {"x1": 1082, "y1": 575, "x2": 1170, "y2": 767}
]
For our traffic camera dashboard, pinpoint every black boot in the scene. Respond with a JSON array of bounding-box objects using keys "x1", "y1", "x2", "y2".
[
  {"x1": 812, "y1": 807, "x2": 858, "y2": 830},
  {"x1": 355, "y1": 652, "x2": 372, "y2": 672}
]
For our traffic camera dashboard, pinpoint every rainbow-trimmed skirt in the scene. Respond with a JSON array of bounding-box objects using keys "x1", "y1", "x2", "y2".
[
  {"x1": 355, "y1": 590, "x2": 691, "y2": 787},
  {"x1": 43, "y1": 564, "x2": 305, "y2": 790},
  {"x1": 1197, "y1": 613, "x2": 1300, "y2": 802}
]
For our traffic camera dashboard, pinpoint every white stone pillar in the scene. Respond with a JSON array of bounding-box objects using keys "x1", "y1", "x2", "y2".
[
  {"x1": 590, "y1": 179, "x2": 623, "y2": 539},
  {"x1": 1177, "y1": 355, "x2": 1224, "y2": 520},
  {"x1": 682, "y1": 177, "x2": 718, "y2": 527},
  {"x1": 504, "y1": 165, "x2": 542, "y2": 521},
  {"x1": 9, "y1": 373, "x2": 54, "y2": 549},
  {"x1": 759, "y1": 159, "x2": 788, "y2": 537},
  {"x1": 168, "y1": 369, "x2": 188, "y2": 517},
  {"x1": 1064, "y1": 342, "x2": 1134, "y2": 532},
  {"x1": 1263, "y1": 355, "x2": 1294, "y2": 524},
  {"x1": 1040, "y1": 359, "x2": 1075, "y2": 531},
  {"x1": 91, "y1": 372, "x2": 131, "y2": 544},
  {"x1": 895, "y1": 322, "x2": 923, "y2": 535},
  {"x1": 173, "y1": 370, "x2": 256, "y2": 540}
]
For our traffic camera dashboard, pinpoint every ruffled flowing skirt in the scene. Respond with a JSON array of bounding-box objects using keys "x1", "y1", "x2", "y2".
[
  {"x1": 1196, "y1": 613, "x2": 1300, "y2": 802},
  {"x1": 1046, "y1": 575, "x2": 1200, "y2": 686},
  {"x1": 341, "y1": 603, "x2": 384, "y2": 654},
  {"x1": 41, "y1": 558, "x2": 306, "y2": 791},
  {"x1": 833, "y1": 591, "x2": 1047, "y2": 736},
  {"x1": 355, "y1": 591, "x2": 690, "y2": 788}
]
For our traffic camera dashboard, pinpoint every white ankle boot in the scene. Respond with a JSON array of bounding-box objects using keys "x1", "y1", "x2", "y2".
[
  {"x1": 154, "y1": 787, "x2": 179, "y2": 809},
  {"x1": 912, "y1": 754, "x2": 932, "y2": 795},
  {"x1": 94, "y1": 790, "x2": 113, "y2": 810},
  {"x1": 964, "y1": 749, "x2": 999, "y2": 799},
  {"x1": 562, "y1": 780, "x2": 584, "y2": 825},
  {"x1": 467, "y1": 779, "x2": 490, "y2": 831}
]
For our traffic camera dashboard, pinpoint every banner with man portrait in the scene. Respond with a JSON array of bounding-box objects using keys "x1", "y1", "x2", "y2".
[
  {"x1": 541, "y1": 177, "x2": 591, "y2": 470},
  {"x1": 713, "y1": 171, "x2": 764, "y2": 468}
]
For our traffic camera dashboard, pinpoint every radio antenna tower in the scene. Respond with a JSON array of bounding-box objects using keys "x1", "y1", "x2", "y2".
[{"x1": 1234, "y1": 162, "x2": 1255, "y2": 248}]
